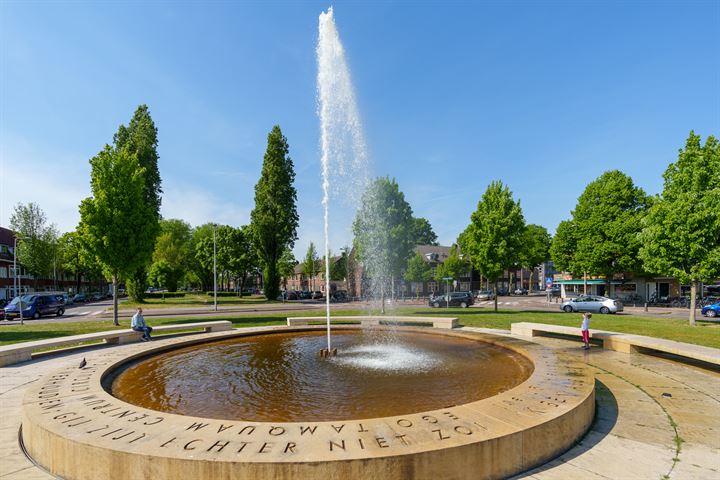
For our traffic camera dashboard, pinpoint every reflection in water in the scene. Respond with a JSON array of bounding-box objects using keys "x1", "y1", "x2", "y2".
[{"x1": 111, "y1": 331, "x2": 533, "y2": 422}]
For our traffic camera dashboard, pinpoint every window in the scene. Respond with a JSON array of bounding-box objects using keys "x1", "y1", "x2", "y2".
[{"x1": 0, "y1": 266, "x2": 6, "y2": 278}]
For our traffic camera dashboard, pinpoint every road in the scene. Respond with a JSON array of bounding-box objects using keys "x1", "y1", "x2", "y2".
[{"x1": 0, "y1": 294, "x2": 710, "y2": 326}]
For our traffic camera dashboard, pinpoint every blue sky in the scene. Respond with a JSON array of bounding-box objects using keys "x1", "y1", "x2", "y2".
[{"x1": 1, "y1": 1, "x2": 718, "y2": 258}]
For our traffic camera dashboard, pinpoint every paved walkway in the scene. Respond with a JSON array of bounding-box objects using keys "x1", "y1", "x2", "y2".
[{"x1": 1, "y1": 328, "x2": 718, "y2": 479}]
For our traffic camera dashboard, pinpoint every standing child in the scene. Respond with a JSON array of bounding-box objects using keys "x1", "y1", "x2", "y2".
[{"x1": 581, "y1": 312, "x2": 591, "y2": 349}]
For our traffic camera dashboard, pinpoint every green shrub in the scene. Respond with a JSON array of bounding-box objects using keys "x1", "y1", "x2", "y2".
[
  {"x1": 145, "y1": 292, "x2": 186, "y2": 299},
  {"x1": 205, "y1": 291, "x2": 240, "y2": 297}
]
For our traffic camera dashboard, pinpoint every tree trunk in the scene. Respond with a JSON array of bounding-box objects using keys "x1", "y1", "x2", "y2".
[
  {"x1": 494, "y1": 280, "x2": 498, "y2": 312},
  {"x1": 520, "y1": 269, "x2": 524, "y2": 292},
  {"x1": 112, "y1": 273, "x2": 119, "y2": 326},
  {"x1": 689, "y1": 281, "x2": 697, "y2": 326},
  {"x1": 380, "y1": 282, "x2": 386, "y2": 314},
  {"x1": 76, "y1": 271, "x2": 81, "y2": 295}
]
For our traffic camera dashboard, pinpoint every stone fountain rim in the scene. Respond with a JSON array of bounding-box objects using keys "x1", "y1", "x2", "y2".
[{"x1": 21, "y1": 324, "x2": 595, "y2": 472}]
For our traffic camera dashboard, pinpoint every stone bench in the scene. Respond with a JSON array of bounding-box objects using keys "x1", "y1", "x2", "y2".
[
  {"x1": 0, "y1": 321, "x2": 233, "y2": 367},
  {"x1": 287, "y1": 316, "x2": 458, "y2": 329},
  {"x1": 510, "y1": 322, "x2": 720, "y2": 366}
]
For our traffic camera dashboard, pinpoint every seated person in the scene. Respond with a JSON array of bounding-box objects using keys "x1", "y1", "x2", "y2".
[{"x1": 131, "y1": 307, "x2": 153, "y2": 341}]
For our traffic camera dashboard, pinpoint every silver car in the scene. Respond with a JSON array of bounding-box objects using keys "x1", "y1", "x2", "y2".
[{"x1": 560, "y1": 296, "x2": 623, "y2": 314}]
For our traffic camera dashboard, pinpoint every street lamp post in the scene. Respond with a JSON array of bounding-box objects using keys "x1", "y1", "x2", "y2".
[{"x1": 213, "y1": 224, "x2": 218, "y2": 312}]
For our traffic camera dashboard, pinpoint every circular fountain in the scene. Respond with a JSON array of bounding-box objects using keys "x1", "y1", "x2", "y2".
[{"x1": 21, "y1": 325, "x2": 595, "y2": 479}]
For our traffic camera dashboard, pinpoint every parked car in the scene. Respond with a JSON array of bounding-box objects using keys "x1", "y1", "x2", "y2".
[
  {"x1": 331, "y1": 291, "x2": 349, "y2": 302},
  {"x1": 285, "y1": 291, "x2": 299, "y2": 300},
  {"x1": 429, "y1": 291, "x2": 474, "y2": 308},
  {"x1": 513, "y1": 288, "x2": 528, "y2": 295},
  {"x1": 497, "y1": 287, "x2": 509, "y2": 296},
  {"x1": 3, "y1": 294, "x2": 65, "y2": 320},
  {"x1": 701, "y1": 302, "x2": 720, "y2": 318},
  {"x1": 72, "y1": 293, "x2": 87, "y2": 303},
  {"x1": 475, "y1": 290, "x2": 495, "y2": 301},
  {"x1": 311, "y1": 291, "x2": 323, "y2": 300},
  {"x1": 548, "y1": 286, "x2": 561, "y2": 297},
  {"x1": 560, "y1": 296, "x2": 623, "y2": 314}
]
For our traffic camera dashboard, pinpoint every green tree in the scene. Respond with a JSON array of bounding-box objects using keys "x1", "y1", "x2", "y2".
[
  {"x1": 639, "y1": 132, "x2": 720, "y2": 325},
  {"x1": 188, "y1": 224, "x2": 215, "y2": 290},
  {"x1": 151, "y1": 219, "x2": 192, "y2": 292},
  {"x1": 278, "y1": 248, "x2": 297, "y2": 291},
  {"x1": 411, "y1": 217, "x2": 439, "y2": 246},
  {"x1": 79, "y1": 146, "x2": 157, "y2": 325},
  {"x1": 520, "y1": 224, "x2": 551, "y2": 291},
  {"x1": 10, "y1": 203, "x2": 58, "y2": 288},
  {"x1": 353, "y1": 177, "x2": 415, "y2": 310},
  {"x1": 148, "y1": 260, "x2": 173, "y2": 290},
  {"x1": 404, "y1": 252, "x2": 432, "y2": 297},
  {"x1": 462, "y1": 181, "x2": 525, "y2": 311},
  {"x1": 250, "y1": 126, "x2": 299, "y2": 300},
  {"x1": 113, "y1": 105, "x2": 162, "y2": 302},
  {"x1": 218, "y1": 226, "x2": 257, "y2": 294},
  {"x1": 549, "y1": 219, "x2": 582, "y2": 275},
  {"x1": 439, "y1": 245, "x2": 469, "y2": 288},
  {"x1": 303, "y1": 242, "x2": 319, "y2": 291},
  {"x1": 58, "y1": 231, "x2": 98, "y2": 294},
  {"x1": 330, "y1": 248, "x2": 349, "y2": 282},
  {"x1": 551, "y1": 170, "x2": 649, "y2": 295}
]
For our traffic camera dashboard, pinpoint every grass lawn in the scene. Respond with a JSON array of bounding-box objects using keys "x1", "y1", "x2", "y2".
[
  {"x1": 116, "y1": 293, "x2": 277, "y2": 310},
  {"x1": 0, "y1": 307, "x2": 717, "y2": 349}
]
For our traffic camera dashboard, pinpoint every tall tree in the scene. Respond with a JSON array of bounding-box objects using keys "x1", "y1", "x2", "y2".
[
  {"x1": 551, "y1": 170, "x2": 649, "y2": 295},
  {"x1": 411, "y1": 217, "x2": 439, "y2": 246},
  {"x1": 113, "y1": 105, "x2": 162, "y2": 302},
  {"x1": 151, "y1": 219, "x2": 192, "y2": 291},
  {"x1": 549, "y1": 219, "x2": 583, "y2": 275},
  {"x1": 462, "y1": 181, "x2": 525, "y2": 311},
  {"x1": 353, "y1": 177, "x2": 415, "y2": 310},
  {"x1": 250, "y1": 126, "x2": 299, "y2": 300},
  {"x1": 639, "y1": 132, "x2": 720, "y2": 325},
  {"x1": 303, "y1": 242, "x2": 319, "y2": 291},
  {"x1": 189, "y1": 223, "x2": 215, "y2": 290},
  {"x1": 404, "y1": 252, "x2": 432, "y2": 297},
  {"x1": 79, "y1": 146, "x2": 157, "y2": 325},
  {"x1": 520, "y1": 224, "x2": 551, "y2": 291},
  {"x1": 330, "y1": 248, "x2": 349, "y2": 282},
  {"x1": 10, "y1": 202, "x2": 58, "y2": 288}
]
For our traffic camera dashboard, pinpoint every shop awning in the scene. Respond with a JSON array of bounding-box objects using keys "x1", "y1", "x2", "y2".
[{"x1": 555, "y1": 279, "x2": 626, "y2": 285}]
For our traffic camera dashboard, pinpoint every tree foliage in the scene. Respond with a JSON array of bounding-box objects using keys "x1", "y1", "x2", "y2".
[
  {"x1": 550, "y1": 170, "x2": 649, "y2": 285},
  {"x1": 462, "y1": 181, "x2": 525, "y2": 310},
  {"x1": 250, "y1": 126, "x2": 299, "y2": 300},
  {"x1": 404, "y1": 252, "x2": 432, "y2": 296},
  {"x1": 352, "y1": 177, "x2": 416, "y2": 279},
  {"x1": 303, "y1": 242, "x2": 319, "y2": 288},
  {"x1": 639, "y1": 132, "x2": 720, "y2": 325},
  {"x1": 411, "y1": 217, "x2": 439, "y2": 246},
  {"x1": 79, "y1": 146, "x2": 157, "y2": 324},
  {"x1": 112, "y1": 104, "x2": 162, "y2": 302},
  {"x1": 10, "y1": 202, "x2": 58, "y2": 285},
  {"x1": 150, "y1": 219, "x2": 192, "y2": 291}
]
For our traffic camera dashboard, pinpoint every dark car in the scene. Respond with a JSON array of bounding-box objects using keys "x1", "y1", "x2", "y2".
[
  {"x1": 285, "y1": 291, "x2": 299, "y2": 300},
  {"x1": 4, "y1": 294, "x2": 65, "y2": 320},
  {"x1": 548, "y1": 286, "x2": 561, "y2": 297},
  {"x1": 311, "y1": 291, "x2": 323, "y2": 299},
  {"x1": 513, "y1": 288, "x2": 528, "y2": 295},
  {"x1": 72, "y1": 293, "x2": 87, "y2": 303},
  {"x1": 429, "y1": 291, "x2": 474, "y2": 308},
  {"x1": 701, "y1": 302, "x2": 720, "y2": 318}
]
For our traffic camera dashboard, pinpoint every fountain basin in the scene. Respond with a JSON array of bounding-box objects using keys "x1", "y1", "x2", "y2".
[{"x1": 21, "y1": 325, "x2": 595, "y2": 479}]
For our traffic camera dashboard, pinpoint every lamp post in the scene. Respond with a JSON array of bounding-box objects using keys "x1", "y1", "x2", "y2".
[
  {"x1": 443, "y1": 277, "x2": 453, "y2": 308},
  {"x1": 213, "y1": 223, "x2": 218, "y2": 312}
]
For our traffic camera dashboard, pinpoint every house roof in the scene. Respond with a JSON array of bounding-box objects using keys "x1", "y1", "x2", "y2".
[{"x1": 414, "y1": 245, "x2": 452, "y2": 263}]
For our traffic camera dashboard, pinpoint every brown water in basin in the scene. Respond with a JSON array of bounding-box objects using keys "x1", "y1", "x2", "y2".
[{"x1": 110, "y1": 330, "x2": 533, "y2": 422}]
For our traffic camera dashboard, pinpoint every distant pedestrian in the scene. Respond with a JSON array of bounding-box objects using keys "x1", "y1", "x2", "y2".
[
  {"x1": 131, "y1": 308, "x2": 153, "y2": 341},
  {"x1": 581, "y1": 312, "x2": 591, "y2": 349}
]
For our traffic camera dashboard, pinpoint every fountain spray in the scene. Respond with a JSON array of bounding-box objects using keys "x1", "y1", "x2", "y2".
[{"x1": 317, "y1": 7, "x2": 369, "y2": 354}]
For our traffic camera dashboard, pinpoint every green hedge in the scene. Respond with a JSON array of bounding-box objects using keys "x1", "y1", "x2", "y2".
[
  {"x1": 205, "y1": 291, "x2": 241, "y2": 297},
  {"x1": 145, "y1": 292, "x2": 186, "y2": 299}
]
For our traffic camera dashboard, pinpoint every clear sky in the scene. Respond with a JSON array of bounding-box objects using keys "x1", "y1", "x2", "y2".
[{"x1": 1, "y1": 1, "x2": 718, "y2": 258}]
